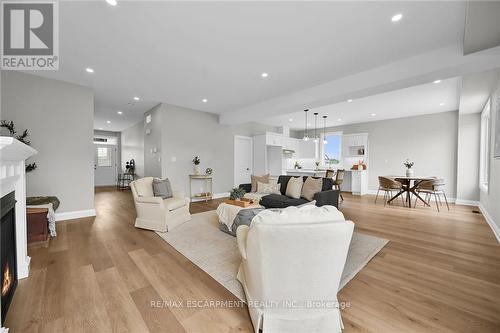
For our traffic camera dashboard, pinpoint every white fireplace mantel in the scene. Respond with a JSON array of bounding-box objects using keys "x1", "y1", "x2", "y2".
[{"x1": 0, "y1": 136, "x2": 38, "y2": 283}]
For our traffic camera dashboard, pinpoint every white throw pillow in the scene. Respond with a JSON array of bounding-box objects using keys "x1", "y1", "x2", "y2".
[
  {"x1": 285, "y1": 176, "x2": 303, "y2": 199},
  {"x1": 257, "y1": 181, "x2": 281, "y2": 194}
]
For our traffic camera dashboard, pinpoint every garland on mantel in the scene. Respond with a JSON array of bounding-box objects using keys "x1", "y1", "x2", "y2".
[{"x1": 1, "y1": 120, "x2": 38, "y2": 172}]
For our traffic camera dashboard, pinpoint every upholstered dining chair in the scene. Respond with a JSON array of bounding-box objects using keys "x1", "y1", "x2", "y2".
[
  {"x1": 414, "y1": 178, "x2": 449, "y2": 212},
  {"x1": 325, "y1": 169, "x2": 335, "y2": 179},
  {"x1": 376, "y1": 176, "x2": 405, "y2": 206},
  {"x1": 333, "y1": 169, "x2": 345, "y2": 202}
]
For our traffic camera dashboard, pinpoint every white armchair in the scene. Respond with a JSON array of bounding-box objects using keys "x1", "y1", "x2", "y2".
[
  {"x1": 130, "y1": 177, "x2": 191, "y2": 232},
  {"x1": 236, "y1": 205, "x2": 354, "y2": 333}
]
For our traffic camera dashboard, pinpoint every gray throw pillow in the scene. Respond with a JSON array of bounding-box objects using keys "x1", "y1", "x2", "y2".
[{"x1": 153, "y1": 178, "x2": 173, "y2": 199}]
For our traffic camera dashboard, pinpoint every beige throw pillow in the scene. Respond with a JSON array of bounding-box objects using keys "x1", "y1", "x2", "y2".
[
  {"x1": 257, "y1": 181, "x2": 281, "y2": 194},
  {"x1": 285, "y1": 176, "x2": 304, "y2": 199},
  {"x1": 251, "y1": 174, "x2": 269, "y2": 192},
  {"x1": 301, "y1": 177, "x2": 323, "y2": 201}
]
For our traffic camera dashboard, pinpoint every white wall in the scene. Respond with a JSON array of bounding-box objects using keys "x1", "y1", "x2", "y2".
[
  {"x1": 144, "y1": 104, "x2": 162, "y2": 178},
  {"x1": 1, "y1": 71, "x2": 95, "y2": 214},
  {"x1": 479, "y1": 80, "x2": 500, "y2": 241},
  {"x1": 121, "y1": 121, "x2": 144, "y2": 178},
  {"x1": 296, "y1": 111, "x2": 459, "y2": 197},
  {"x1": 456, "y1": 113, "x2": 481, "y2": 202},
  {"x1": 154, "y1": 103, "x2": 275, "y2": 195}
]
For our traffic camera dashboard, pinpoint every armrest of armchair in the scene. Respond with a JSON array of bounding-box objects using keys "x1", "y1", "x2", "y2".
[
  {"x1": 239, "y1": 183, "x2": 252, "y2": 193},
  {"x1": 135, "y1": 196, "x2": 165, "y2": 210},
  {"x1": 136, "y1": 196, "x2": 163, "y2": 204},
  {"x1": 236, "y1": 225, "x2": 249, "y2": 260},
  {"x1": 313, "y1": 189, "x2": 340, "y2": 208}
]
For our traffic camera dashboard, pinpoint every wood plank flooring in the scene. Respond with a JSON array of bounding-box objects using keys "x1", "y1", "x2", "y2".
[{"x1": 4, "y1": 188, "x2": 500, "y2": 332}]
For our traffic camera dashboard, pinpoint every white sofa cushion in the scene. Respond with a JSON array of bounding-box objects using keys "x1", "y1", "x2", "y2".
[
  {"x1": 164, "y1": 197, "x2": 187, "y2": 211},
  {"x1": 285, "y1": 176, "x2": 303, "y2": 199},
  {"x1": 134, "y1": 177, "x2": 154, "y2": 197}
]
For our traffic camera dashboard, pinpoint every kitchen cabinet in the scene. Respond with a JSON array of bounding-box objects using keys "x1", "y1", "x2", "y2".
[
  {"x1": 351, "y1": 170, "x2": 368, "y2": 195},
  {"x1": 265, "y1": 133, "x2": 283, "y2": 146}
]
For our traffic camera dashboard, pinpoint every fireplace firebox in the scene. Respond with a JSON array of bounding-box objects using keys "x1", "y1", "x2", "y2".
[{"x1": 1, "y1": 191, "x2": 17, "y2": 325}]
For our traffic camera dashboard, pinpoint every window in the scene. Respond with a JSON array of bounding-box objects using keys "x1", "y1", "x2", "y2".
[
  {"x1": 97, "y1": 147, "x2": 112, "y2": 167},
  {"x1": 479, "y1": 99, "x2": 491, "y2": 192},
  {"x1": 321, "y1": 132, "x2": 342, "y2": 167}
]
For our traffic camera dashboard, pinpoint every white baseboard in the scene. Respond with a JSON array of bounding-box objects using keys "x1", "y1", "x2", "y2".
[
  {"x1": 478, "y1": 203, "x2": 500, "y2": 243},
  {"x1": 55, "y1": 209, "x2": 96, "y2": 221},
  {"x1": 454, "y1": 199, "x2": 479, "y2": 206},
  {"x1": 190, "y1": 192, "x2": 229, "y2": 202}
]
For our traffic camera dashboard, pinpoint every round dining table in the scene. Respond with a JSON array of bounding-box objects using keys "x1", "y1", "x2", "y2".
[{"x1": 386, "y1": 176, "x2": 436, "y2": 208}]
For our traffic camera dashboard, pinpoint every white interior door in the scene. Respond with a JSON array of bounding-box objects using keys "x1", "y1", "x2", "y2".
[
  {"x1": 234, "y1": 136, "x2": 253, "y2": 187},
  {"x1": 94, "y1": 145, "x2": 117, "y2": 186}
]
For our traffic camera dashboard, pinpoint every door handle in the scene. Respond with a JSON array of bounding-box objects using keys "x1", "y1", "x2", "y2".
[{"x1": 246, "y1": 168, "x2": 250, "y2": 171}]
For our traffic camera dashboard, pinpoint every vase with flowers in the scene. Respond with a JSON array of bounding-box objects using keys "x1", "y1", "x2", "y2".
[
  {"x1": 192, "y1": 156, "x2": 201, "y2": 175},
  {"x1": 404, "y1": 159, "x2": 414, "y2": 177}
]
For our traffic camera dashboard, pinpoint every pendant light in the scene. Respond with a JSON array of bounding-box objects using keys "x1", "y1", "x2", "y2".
[
  {"x1": 313, "y1": 112, "x2": 319, "y2": 143},
  {"x1": 323, "y1": 115, "x2": 328, "y2": 144},
  {"x1": 303, "y1": 109, "x2": 309, "y2": 141}
]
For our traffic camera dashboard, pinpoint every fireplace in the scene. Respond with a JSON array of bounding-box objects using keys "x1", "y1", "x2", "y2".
[{"x1": 1, "y1": 191, "x2": 17, "y2": 325}]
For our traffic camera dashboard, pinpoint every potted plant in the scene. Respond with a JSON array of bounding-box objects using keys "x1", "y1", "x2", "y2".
[
  {"x1": 404, "y1": 159, "x2": 414, "y2": 177},
  {"x1": 192, "y1": 156, "x2": 201, "y2": 175},
  {"x1": 315, "y1": 161, "x2": 320, "y2": 170},
  {"x1": 230, "y1": 187, "x2": 246, "y2": 201}
]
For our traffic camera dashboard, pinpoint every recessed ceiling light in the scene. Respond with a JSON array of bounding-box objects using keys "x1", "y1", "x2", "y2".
[
  {"x1": 439, "y1": 102, "x2": 445, "y2": 106},
  {"x1": 261, "y1": 72, "x2": 269, "y2": 78},
  {"x1": 391, "y1": 13, "x2": 403, "y2": 22},
  {"x1": 202, "y1": 99, "x2": 208, "y2": 103},
  {"x1": 347, "y1": 99, "x2": 353, "y2": 103},
  {"x1": 133, "y1": 96, "x2": 140, "y2": 101},
  {"x1": 85, "y1": 67, "x2": 94, "y2": 73},
  {"x1": 371, "y1": 113, "x2": 377, "y2": 117},
  {"x1": 337, "y1": 118, "x2": 343, "y2": 122},
  {"x1": 433, "y1": 80, "x2": 441, "y2": 84},
  {"x1": 106, "y1": 120, "x2": 111, "y2": 124},
  {"x1": 289, "y1": 118, "x2": 293, "y2": 122},
  {"x1": 117, "y1": 111, "x2": 123, "y2": 115},
  {"x1": 105, "y1": 0, "x2": 117, "y2": 6}
]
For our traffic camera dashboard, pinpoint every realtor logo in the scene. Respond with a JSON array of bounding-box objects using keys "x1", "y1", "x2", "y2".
[{"x1": 1, "y1": 0, "x2": 59, "y2": 70}]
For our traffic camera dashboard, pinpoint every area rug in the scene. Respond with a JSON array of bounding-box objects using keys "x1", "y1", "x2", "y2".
[{"x1": 156, "y1": 210, "x2": 389, "y2": 301}]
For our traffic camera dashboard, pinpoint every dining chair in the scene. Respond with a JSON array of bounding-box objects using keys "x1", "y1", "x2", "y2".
[
  {"x1": 376, "y1": 176, "x2": 405, "y2": 206},
  {"x1": 333, "y1": 169, "x2": 345, "y2": 202},
  {"x1": 414, "y1": 178, "x2": 449, "y2": 212},
  {"x1": 325, "y1": 169, "x2": 335, "y2": 179}
]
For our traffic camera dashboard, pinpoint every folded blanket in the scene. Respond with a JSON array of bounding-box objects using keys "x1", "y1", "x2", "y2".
[
  {"x1": 219, "y1": 208, "x2": 265, "y2": 237},
  {"x1": 26, "y1": 203, "x2": 57, "y2": 237}
]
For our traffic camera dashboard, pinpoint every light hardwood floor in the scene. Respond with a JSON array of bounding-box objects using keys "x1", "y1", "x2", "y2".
[{"x1": 5, "y1": 188, "x2": 500, "y2": 332}]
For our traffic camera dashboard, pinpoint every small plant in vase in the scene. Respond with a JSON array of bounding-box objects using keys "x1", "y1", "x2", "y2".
[
  {"x1": 404, "y1": 159, "x2": 414, "y2": 177},
  {"x1": 230, "y1": 187, "x2": 246, "y2": 201},
  {"x1": 192, "y1": 156, "x2": 201, "y2": 175},
  {"x1": 315, "y1": 161, "x2": 320, "y2": 170}
]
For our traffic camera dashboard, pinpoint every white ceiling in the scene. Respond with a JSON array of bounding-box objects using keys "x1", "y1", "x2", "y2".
[
  {"x1": 29, "y1": 1, "x2": 468, "y2": 131},
  {"x1": 265, "y1": 77, "x2": 462, "y2": 129}
]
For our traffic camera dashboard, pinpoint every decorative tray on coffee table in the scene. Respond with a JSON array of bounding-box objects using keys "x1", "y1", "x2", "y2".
[{"x1": 224, "y1": 198, "x2": 256, "y2": 207}]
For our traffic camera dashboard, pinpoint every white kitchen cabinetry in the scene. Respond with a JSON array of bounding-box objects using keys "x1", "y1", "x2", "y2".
[
  {"x1": 253, "y1": 133, "x2": 283, "y2": 176},
  {"x1": 351, "y1": 170, "x2": 368, "y2": 195},
  {"x1": 265, "y1": 133, "x2": 283, "y2": 146}
]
